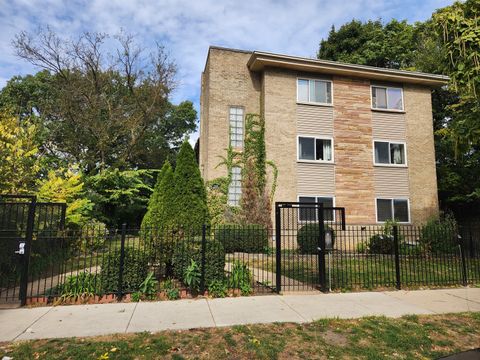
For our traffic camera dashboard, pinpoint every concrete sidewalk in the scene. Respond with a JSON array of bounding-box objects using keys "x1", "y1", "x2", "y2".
[{"x1": 1, "y1": 288, "x2": 479, "y2": 342}]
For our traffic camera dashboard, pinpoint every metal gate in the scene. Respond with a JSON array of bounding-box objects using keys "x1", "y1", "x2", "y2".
[
  {"x1": 275, "y1": 202, "x2": 345, "y2": 293},
  {"x1": 0, "y1": 195, "x2": 66, "y2": 306}
]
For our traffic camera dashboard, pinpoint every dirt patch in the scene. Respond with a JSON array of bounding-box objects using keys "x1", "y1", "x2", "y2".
[{"x1": 321, "y1": 330, "x2": 348, "y2": 347}]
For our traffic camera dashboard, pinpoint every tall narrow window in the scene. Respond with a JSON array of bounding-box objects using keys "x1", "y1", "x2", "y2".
[
  {"x1": 229, "y1": 107, "x2": 244, "y2": 148},
  {"x1": 228, "y1": 166, "x2": 242, "y2": 206}
]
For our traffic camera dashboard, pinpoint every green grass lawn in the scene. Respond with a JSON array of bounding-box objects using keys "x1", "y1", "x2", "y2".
[
  {"x1": 251, "y1": 254, "x2": 480, "y2": 291},
  {"x1": 1, "y1": 313, "x2": 479, "y2": 359}
]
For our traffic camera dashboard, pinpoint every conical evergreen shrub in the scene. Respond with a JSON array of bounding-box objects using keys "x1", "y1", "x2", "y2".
[
  {"x1": 173, "y1": 141, "x2": 210, "y2": 232},
  {"x1": 141, "y1": 161, "x2": 174, "y2": 230}
]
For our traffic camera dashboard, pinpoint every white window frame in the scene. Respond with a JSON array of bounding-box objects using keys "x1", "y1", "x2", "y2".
[
  {"x1": 228, "y1": 106, "x2": 244, "y2": 148},
  {"x1": 375, "y1": 198, "x2": 410, "y2": 224},
  {"x1": 297, "y1": 195, "x2": 336, "y2": 222},
  {"x1": 297, "y1": 78, "x2": 333, "y2": 106},
  {"x1": 370, "y1": 85, "x2": 404, "y2": 112},
  {"x1": 297, "y1": 135, "x2": 335, "y2": 163},
  {"x1": 373, "y1": 139, "x2": 408, "y2": 167}
]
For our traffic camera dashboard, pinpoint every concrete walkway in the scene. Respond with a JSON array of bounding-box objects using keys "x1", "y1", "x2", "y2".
[{"x1": 1, "y1": 287, "x2": 479, "y2": 342}]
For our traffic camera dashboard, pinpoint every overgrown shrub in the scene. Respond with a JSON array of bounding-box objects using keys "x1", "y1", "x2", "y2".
[
  {"x1": 367, "y1": 220, "x2": 402, "y2": 255},
  {"x1": 419, "y1": 214, "x2": 458, "y2": 254},
  {"x1": 368, "y1": 234, "x2": 394, "y2": 254},
  {"x1": 215, "y1": 224, "x2": 268, "y2": 253},
  {"x1": 297, "y1": 223, "x2": 335, "y2": 254},
  {"x1": 172, "y1": 238, "x2": 225, "y2": 286},
  {"x1": 100, "y1": 247, "x2": 149, "y2": 293}
]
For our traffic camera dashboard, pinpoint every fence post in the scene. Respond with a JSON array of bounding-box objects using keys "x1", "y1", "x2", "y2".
[
  {"x1": 19, "y1": 197, "x2": 36, "y2": 306},
  {"x1": 275, "y1": 203, "x2": 282, "y2": 294},
  {"x1": 200, "y1": 224, "x2": 207, "y2": 294},
  {"x1": 318, "y1": 203, "x2": 327, "y2": 293},
  {"x1": 458, "y1": 231, "x2": 468, "y2": 286},
  {"x1": 393, "y1": 225, "x2": 401, "y2": 290},
  {"x1": 117, "y1": 223, "x2": 127, "y2": 301}
]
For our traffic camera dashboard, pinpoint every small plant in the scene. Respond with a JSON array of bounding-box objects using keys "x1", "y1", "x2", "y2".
[
  {"x1": 131, "y1": 291, "x2": 141, "y2": 302},
  {"x1": 166, "y1": 287, "x2": 180, "y2": 300},
  {"x1": 58, "y1": 271, "x2": 99, "y2": 303},
  {"x1": 240, "y1": 282, "x2": 252, "y2": 296},
  {"x1": 161, "y1": 278, "x2": 180, "y2": 300},
  {"x1": 138, "y1": 272, "x2": 158, "y2": 300},
  {"x1": 208, "y1": 279, "x2": 228, "y2": 298},
  {"x1": 228, "y1": 261, "x2": 252, "y2": 290},
  {"x1": 184, "y1": 259, "x2": 201, "y2": 293}
]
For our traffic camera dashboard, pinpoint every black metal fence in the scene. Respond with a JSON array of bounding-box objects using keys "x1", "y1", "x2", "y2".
[
  {"x1": 0, "y1": 196, "x2": 66, "y2": 305},
  {"x1": 1, "y1": 222, "x2": 479, "y2": 305}
]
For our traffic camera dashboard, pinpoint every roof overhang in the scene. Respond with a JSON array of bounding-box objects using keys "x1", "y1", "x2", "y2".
[{"x1": 247, "y1": 51, "x2": 449, "y2": 87}]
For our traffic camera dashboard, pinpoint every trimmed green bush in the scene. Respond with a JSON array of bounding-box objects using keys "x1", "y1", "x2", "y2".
[
  {"x1": 172, "y1": 238, "x2": 225, "y2": 286},
  {"x1": 297, "y1": 223, "x2": 335, "y2": 254},
  {"x1": 368, "y1": 234, "x2": 394, "y2": 254},
  {"x1": 100, "y1": 247, "x2": 149, "y2": 293},
  {"x1": 215, "y1": 224, "x2": 268, "y2": 253},
  {"x1": 141, "y1": 161, "x2": 176, "y2": 230},
  {"x1": 173, "y1": 141, "x2": 210, "y2": 232}
]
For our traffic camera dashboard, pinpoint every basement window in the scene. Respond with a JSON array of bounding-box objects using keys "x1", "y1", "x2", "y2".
[{"x1": 376, "y1": 198, "x2": 410, "y2": 223}]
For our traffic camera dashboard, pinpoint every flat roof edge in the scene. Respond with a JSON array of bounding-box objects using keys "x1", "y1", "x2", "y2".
[{"x1": 248, "y1": 51, "x2": 449, "y2": 86}]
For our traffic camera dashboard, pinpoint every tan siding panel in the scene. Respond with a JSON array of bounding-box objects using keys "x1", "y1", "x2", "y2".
[
  {"x1": 297, "y1": 105, "x2": 334, "y2": 136},
  {"x1": 374, "y1": 167, "x2": 410, "y2": 197},
  {"x1": 297, "y1": 163, "x2": 335, "y2": 195},
  {"x1": 372, "y1": 111, "x2": 406, "y2": 140}
]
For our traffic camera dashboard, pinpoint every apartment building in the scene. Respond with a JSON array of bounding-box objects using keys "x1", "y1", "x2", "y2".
[{"x1": 199, "y1": 46, "x2": 448, "y2": 225}]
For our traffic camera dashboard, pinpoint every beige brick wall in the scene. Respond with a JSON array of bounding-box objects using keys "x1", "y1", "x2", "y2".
[
  {"x1": 404, "y1": 85, "x2": 439, "y2": 223},
  {"x1": 200, "y1": 48, "x2": 261, "y2": 180},
  {"x1": 333, "y1": 76, "x2": 377, "y2": 224},
  {"x1": 263, "y1": 68, "x2": 298, "y2": 206}
]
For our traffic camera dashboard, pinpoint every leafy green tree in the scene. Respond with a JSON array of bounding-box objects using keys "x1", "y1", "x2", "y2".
[
  {"x1": 10, "y1": 28, "x2": 197, "y2": 173},
  {"x1": 85, "y1": 169, "x2": 154, "y2": 228},
  {"x1": 173, "y1": 141, "x2": 210, "y2": 231},
  {"x1": 37, "y1": 168, "x2": 93, "y2": 228},
  {"x1": 0, "y1": 110, "x2": 42, "y2": 194},
  {"x1": 141, "y1": 161, "x2": 176, "y2": 229},
  {"x1": 318, "y1": 19, "x2": 419, "y2": 69}
]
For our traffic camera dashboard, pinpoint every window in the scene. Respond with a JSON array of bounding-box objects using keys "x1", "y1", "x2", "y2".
[
  {"x1": 374, "y1": 141, "x2": 406, "y2": 165},
  {"x1": 298, "y1": 196, "x2": 335, "y2": 222},
  {"x1": 376, "y1": 198, "x2": 409, "y2": 223},
  {"x1": 298, "y1": 137, "x2": 333, "y2": 162},
  {"x1": 229, "y1": 107, "x2": 244, "y2": 148},
  {"x1": 297, "y1": 79, "x2": 332, "y2": 104},
  {"x1": 372, "y1": 86, "x2": 403, "y2": 110},
  {"x1": 227, "y1": 166, "x2": 242, "y2": 206}
]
